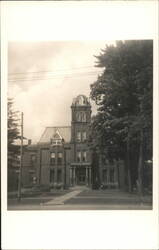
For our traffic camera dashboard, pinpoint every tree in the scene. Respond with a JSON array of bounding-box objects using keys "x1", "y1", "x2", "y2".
[
  {"x1": 8, "y1": 98, "x2": 20, "y2": 151},
  {"x1": 8, "y1": 98, "x2": 20, "y2": 189},
  {"x1": 90, "y1": 40, "x2": 153, "y2": 193}
]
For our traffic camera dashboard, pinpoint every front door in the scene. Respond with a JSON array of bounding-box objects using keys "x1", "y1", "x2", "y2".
[{"x1": 77, "y1": 167, "x2": 86, "y2": 185}]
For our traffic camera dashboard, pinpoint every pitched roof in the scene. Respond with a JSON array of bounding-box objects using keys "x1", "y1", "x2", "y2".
[{"x1": 38, "y1": 126, "x2": 71, "y2": 144}]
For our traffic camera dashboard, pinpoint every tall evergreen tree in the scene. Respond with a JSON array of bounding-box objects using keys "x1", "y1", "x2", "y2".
[
  {"x1": 8, "y1": 98, "x2": 20, "y2": 167},
  {"x1": 90, "y1": 40, "x2": 153, "y2": 193}
]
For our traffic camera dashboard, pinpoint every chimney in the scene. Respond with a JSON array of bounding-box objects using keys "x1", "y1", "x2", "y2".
[{"x1": 28, "y1": 139, "x2": 32, "y2": 145}]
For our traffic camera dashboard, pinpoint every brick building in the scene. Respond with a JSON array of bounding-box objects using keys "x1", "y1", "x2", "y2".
[{"x1": 22, "y1": 95, "x2": 125, "y2": 189}]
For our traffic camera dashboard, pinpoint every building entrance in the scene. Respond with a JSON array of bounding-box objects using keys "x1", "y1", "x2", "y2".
[{"x1": 77, "y1": 167, "x2": 86, "y2": 185}]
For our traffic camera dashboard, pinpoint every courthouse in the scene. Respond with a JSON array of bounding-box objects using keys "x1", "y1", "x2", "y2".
[{"x1": 22, "y1": 95, "x2": 125, "y2": 189}]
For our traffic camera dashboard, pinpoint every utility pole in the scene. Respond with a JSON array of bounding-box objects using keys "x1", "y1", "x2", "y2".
[{"x1": 18, "y1": 112, "x2": 23, "y2": 201}]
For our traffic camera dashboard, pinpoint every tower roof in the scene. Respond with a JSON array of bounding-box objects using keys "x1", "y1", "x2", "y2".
[{"x1": 72, "y1": 94, "x2": 91, "y2": 106}]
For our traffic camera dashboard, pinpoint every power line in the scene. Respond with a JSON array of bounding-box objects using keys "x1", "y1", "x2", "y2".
[
  {"x1": 8, "y1": 65, "x2": 99, "y2": 76},
  {"x1": 8, "y1": 70, "x2": 102, "y2": 82}
]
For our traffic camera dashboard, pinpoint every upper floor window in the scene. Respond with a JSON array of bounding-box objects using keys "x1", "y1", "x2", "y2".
[
  {"x1": 76, "y1": 112, "x2": 86, "y2": 122},
  {"x1": 50, "y1": 152, "x2": 55, "y2": 165},
  {"x1": 82, "y1": 131, "x2": 86, "y2": 141},
  {"x1": 81, "y1": 112, "x2": 86, "y2": 122},
  {"x1": 76, "y1": 112, "x2": 81, "y2": 122},
  {"x1": 82, "y1": 151, "x2": 87, "y2": 162},
  {"x1": 77, "y1": 132, "x2": 81, "y2": 142},
  {"x1": 77, "y1": 151, "x2": 82, "y2": 162},
  {"x1": 30, "y1": 155, "x2": 36, "y2": 164},
  {"x1": 57, "y1": 152, "x2": 63, "y2": 165}
]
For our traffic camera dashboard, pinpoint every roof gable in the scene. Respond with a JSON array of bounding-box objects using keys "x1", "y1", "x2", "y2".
[{"x1": 38, "y1": 126, "x2": 71, "y2": 144}]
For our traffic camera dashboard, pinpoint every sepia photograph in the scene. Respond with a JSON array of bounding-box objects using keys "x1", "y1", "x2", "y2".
[
  {"x1": 1, "y1": 1, "x2": 158, "y2": 250},
  {"x1": 7, "y1": 40, "x2": 153, "y2": 210}
]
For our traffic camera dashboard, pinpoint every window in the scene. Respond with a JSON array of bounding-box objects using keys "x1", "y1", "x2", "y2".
[
  {"x1": 82, "y1": 151, "x2": 87, "y2": 162},
  {"x1": 30, "y1": 155, "x2": 36, "y2": 164},
  {"x1": 110, "y1": 169, "x2": 115, "y2": 183},
  {"x1": 50, "y1": 169, "x2": 55, "y2": 182},
  {"x1": 81, "y1": 112, "x2": 86, "y2": 122},
  {"x1": 51, "y1": 138, "x2": 62, "y2": 145},
  {"x1": 76, "y1": 112, "x2": 81, "y2": 122},
  {"x1": 57, "y1": 169, "x2": 62, "y2": 183},
  {"x1": 77, "y1": 132, "x2": 81, "y2": 142},
  {"x1": 50, "y1": 152, "x2": 55, "y2": 165},
  {"x1": 76, "y1": 112, "x2": 86, "y2": 122},
  {"x1": 82, "y1": 131, "x2": 86, "y2": 141},
  {"x1": 77, "y1": 151, "x2": 81, "y2": 162},
  {"x1": 57, "y1": 152, "x2": 63, "y2": 165},
  {"x1": 103, "y1": 169, "x2": 107, "y2": 183}
]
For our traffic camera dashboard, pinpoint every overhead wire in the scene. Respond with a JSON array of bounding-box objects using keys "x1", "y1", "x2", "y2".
[
  {"x1": 8, "y1": 69, "x2": 102, "y2": 82},
  {"x1": 8, "y1": 65, "x2": 100, "y2": 76}
]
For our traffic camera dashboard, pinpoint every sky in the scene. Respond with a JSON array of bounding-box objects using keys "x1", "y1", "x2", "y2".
[{"x1": 8, "y1": 41, "x2": 112, "y2": 143}]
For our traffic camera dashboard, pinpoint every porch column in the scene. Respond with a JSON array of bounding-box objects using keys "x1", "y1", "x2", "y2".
[
  {"x1": 73, "y1": 167, "x2": 76, "y2": 186},
  {"x1": 86, "y1": 167, "x2": 88, "y2": 186},
  {"x1": 69, "y1": 167, "x2": 72, "y2": 186},
  {"x1": 53, "y1": 167, "x2": 56, "y2": 184},
  {"x1": 89, "y1": 167, "x2": 92, "y2": 186},
  {"x1": 107, "y1": 167, "x2": 110, "y2": 188}
]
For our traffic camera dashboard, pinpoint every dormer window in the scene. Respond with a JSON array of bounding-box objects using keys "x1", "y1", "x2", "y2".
[{"x1": 51, "y1": 130, "x2": 63, "y2": 146}]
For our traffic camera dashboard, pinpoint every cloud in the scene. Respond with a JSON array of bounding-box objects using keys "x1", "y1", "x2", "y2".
[{"x1": 8, "y1": 41, "x2": 112, "y2": 142}]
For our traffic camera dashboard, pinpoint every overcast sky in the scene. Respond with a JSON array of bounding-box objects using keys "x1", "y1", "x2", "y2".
[{"x1": 8, "y1": 41, "x2": 114, "y2": 143}]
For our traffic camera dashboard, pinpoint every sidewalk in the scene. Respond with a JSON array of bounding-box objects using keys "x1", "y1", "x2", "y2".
[{"x1": 43, "y1": 189, "x2": 83, "y2": 205}]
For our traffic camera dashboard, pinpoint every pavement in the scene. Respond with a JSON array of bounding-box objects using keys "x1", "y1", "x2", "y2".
[
  {"x1": 8, "y1": 186, "x2": 152, "y2": 210},
  {"x1": 43, "y1": 189, "x2": 83, "y2": 205}
]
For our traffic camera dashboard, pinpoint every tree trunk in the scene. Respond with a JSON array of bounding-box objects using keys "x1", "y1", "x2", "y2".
[
  {"x1": 127, "y1": 130, "x2": 132, "y2": 192},
  {"x1": 137, "y1": 129, "x2": 144, "y2": 196}
]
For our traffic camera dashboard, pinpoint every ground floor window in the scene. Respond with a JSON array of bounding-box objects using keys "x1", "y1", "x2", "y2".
[
  {"x1": 57, "y1": 169, "x2": 62, "y2": 183},
  {"x1": 110, "y1": 169, "x2": 115, "y2": 183},
  {"x1": 50, "y1": 169, "x2": 55, "y2": 182},
  {"x1": 103, "y1": 169, "x2": 107, "y2": 183},
  {"x1": 102, "y1": 168, "x2": 115, "y2": 183}
]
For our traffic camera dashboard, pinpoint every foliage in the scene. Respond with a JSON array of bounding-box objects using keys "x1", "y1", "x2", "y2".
[
  {"x1": 8, "y1": 98, "x2": 20, "y2": 163},
  {"x1": 90, "y1": 40, "x2": 153, "y2": 192}
]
